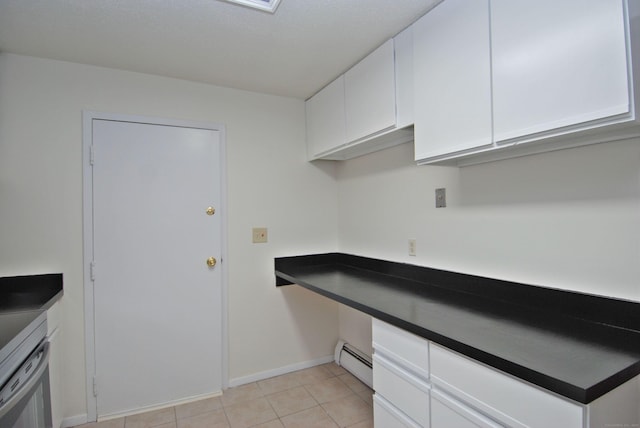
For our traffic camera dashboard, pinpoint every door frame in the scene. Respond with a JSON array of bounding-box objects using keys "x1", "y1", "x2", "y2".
[{"x1": 82, "y1": 111, "x2": 229, "y2": 422}]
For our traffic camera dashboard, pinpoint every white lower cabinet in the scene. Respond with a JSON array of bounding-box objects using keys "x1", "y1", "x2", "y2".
[
  {"x1": 47, "y1": 301, "x2": 63, "y2": 428},
  {"x1": 430, "y1": 389, "x2": 501, "y2": 428},
  {"x1": 430, "y1": 343, "x2": 582, "y2": 428},
  {"x1": 372, "y1": 319, "x2": 430, "y2": 428},
  {"x1": 372, "y1": 318, "x2": 640, "y2": 428},
  {"x1": 374, "y1": 394, "x2": 422, "y2": 428},
  {"x1": 373, "y1": 354, "x2": 430, "y2": 427}
]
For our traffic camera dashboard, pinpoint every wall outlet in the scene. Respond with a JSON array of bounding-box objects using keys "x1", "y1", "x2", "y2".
[
  {"x1": 408, "y1": 239, "x2": 417, "y2": 256},
  {"x1": 252, "y1": 227, "x2": 268, "y2": 243},
  {"x1": 435, "y1": 188, "x2": 446, "y2": 208}
]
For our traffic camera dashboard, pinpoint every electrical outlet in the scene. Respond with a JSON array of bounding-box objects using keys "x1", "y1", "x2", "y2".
[
  {"x1": 252, "y1": 227, "x2": 268, "y2": 243},
  {"x1": 409, "y1": 239, "x2": 417, "y2": 256},
  {"x1": 435, "y1": 188, "x2": 446, "y2": 208}
]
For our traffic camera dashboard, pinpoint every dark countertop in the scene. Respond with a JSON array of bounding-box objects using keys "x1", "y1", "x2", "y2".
[
  {"x1": 0, "y1": 273, "x2": 63, "y2": 361},
  {"x1": 0, "y1": 273, "x2": 63, "y2": 313},
  {"x1": 275, "y1": 253, "x2": 640, "y2": 404}
]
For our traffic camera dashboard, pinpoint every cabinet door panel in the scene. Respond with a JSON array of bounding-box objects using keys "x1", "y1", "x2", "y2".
[
  {"x1": 394, "y1": 26, "x2": 414, "y2": 129},
  {"x1": 372, "y1": 318, "x2": 429, "y2": 378},
  {"x1": 345, "y1": 39, "x2": 396, "y2": 142},
  {"x1": 306, "y1": 76, "x2": 346, "y2": 158},
  {"x1": 374, "y1": 394, "x2": 421, "y2": 428},
  {"x1": 430, "y1": 344, "x2": 583, "y2": 428},
  {"x1": 491, "y1": 0, "x2": 630, "y2": 143},
  {"x1": 431, "y1": 389, "x2": 502, "y2": 428},
  {"x1": 413, "y1": 0, "x2": 493, "y2": 161},
  {"x1": 373, "y1": 354, "x2": 430, "y2": 427},
  {"x1": 47, "y1": 303, "x2": 62, "y2": 428}
]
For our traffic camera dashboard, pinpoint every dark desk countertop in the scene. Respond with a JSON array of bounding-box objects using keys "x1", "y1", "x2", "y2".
[{"x1": 275, "y1": 253, "x2": 640, "y2": 405}]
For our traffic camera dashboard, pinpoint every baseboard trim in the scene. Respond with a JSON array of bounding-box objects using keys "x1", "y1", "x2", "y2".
[
  {"x1": 61, "y1": 414, "x2": 88, "y2": 428},
  {"x1": 228, "y1": 354, "x2": 334, "y2": 388},
  {"x1": 98, "y1": 390, "x2": 223, "y2": 421},
  {"x1": 63, "y1": 391, "x2": 223, "y2": 426}
]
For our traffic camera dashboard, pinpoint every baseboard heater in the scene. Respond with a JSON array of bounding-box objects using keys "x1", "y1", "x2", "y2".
[{"x1": 334, "y1": 340, "x2": 373, "y2": 389}]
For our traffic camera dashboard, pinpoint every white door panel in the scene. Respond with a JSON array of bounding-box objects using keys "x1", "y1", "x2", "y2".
[{"x1": 92, "y1": 119, "x2": 222, "y2": 417}]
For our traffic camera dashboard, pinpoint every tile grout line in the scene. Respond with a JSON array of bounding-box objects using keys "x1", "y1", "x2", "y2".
[
  {"x1": 262, "y1": 386, "x2": 283, "y2": 428},
  {"x1": 81, "y1": 363, "x2": 372, "y2": 428}
]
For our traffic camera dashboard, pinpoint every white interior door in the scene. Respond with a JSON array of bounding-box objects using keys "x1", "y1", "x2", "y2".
[{"x1": 91, "y1": 119, "x2": 223, "y2": 417}]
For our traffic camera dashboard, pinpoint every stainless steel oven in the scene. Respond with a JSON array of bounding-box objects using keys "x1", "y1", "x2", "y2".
[{"x1": 0, "y1": 310, "x2": 52, "y2": 428}]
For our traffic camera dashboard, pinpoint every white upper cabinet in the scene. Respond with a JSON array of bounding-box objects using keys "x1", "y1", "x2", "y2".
[
  {"x1": 414, "y1": 0, "x2": 640, "y2": 166},
  {"x1": 413, "y1": 0, "x2": 492, "y2": 161},
  {"x1": 306, "y1": 31, "x2": 415, "y2": 161},
  {"x1": 345, "y1": 39, "x2": 397, "y2": 142},
  {"x1": 394, "y1": 25, "x2": 415, "y2": 129},
  {"x1": 305, "y1": 75, "x2": 346, "y2": 159},
  {"x1": 491, "y1": 0, "x2": 631, "y2": 144}
]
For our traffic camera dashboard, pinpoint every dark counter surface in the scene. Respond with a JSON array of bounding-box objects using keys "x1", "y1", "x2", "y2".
[
  {"x1": 0, "y1": 273, "x2": 63, "y2": 312},
  {"x1": 275, "y1": 253, "x2": 640, "y2": 404},
  {"x1": 1, "y1": 273, "x2": 62, "y2": 389}
]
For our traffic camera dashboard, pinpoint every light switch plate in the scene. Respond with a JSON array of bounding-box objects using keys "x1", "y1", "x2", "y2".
[{"x1": 252, "y1": 227, "x2": 268, "y2": 243}]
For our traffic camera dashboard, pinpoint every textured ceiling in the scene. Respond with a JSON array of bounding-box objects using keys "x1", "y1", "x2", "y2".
[{"x1": 0, "y1": 0, "x2": 439, "y2": 99}]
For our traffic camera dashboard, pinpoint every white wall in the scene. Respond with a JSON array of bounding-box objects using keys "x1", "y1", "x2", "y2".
[
  {"x1": 0, "y1": 53, "x2": 340, "y2": 422},
  {"x1": 338, "y1": 305, "x2": 373, "y2": 357},
  {"x1": 3, "y1": 51, "x2": 639, "y2": 420},
  {"x1": 336, "y1": 139, "x2": 640, "y2": 355}
]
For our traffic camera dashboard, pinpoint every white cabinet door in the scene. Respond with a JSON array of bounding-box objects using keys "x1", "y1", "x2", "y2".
[
  {"x1": 372, "y1": 318, "x2": 429, "y2": 379},
  {"x1": 373, "y1": 354, "x2": 430, "y2": 427},
  {"x1": 431, "y1": 390, "x2": 501, "y2": 428},
  {"x1": 306, "y1": 75, "x2": 346, "y2": 158},
  {"x1": 430, "y1": 344, "x2": 583, "y2": 428},
  {"x1": 394, "y1": 26, "x2": 414, "y2": 129},
  {"x1": 47, "y1": 302, "x2": 62, "y2": 428},
  {"x1": 345, "y1": 39, "x2": 396, "y2": 142},
  {"x1": 491, "y1": 0, "x2": 630, "y2": 143},
  {"x1": 413, "y1": 0, "x2": 492, "y2": 161},
  {"x1": 374, "y1": 394, "x2": 421, "y2": 428},
  {"x1": 372, "y1": 318, "x2": 430, "y2": 427}
]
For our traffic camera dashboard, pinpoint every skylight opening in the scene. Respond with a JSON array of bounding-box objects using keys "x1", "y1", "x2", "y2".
[{"x1": 222, "y1": 0, "x2": 282, "y2": 13}]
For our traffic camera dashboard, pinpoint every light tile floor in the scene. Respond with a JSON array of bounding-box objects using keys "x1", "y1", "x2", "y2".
[{"x1": 75, "y1": 363, "x2": 374, "y2": 428}]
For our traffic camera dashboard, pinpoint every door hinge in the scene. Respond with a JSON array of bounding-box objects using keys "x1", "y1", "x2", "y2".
[
  {"x1": 90, "y1": 145, "x2": 95, "y2": 165},
  {"x1": 93, "y1": 376, "x2": 98, "y2": 397},
  {"x1": 90, "y1": 261, "x2": 96, "y2": 281}
]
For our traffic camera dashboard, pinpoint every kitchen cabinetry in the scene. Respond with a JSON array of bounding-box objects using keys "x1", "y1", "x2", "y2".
[
  {"x1": 414, "y1": 0, "x2": 640, "y2": 166},
  {"x1": 491, "y1": 0, "x2": 631, "y2": 144},
  {"x1": 344, "y1": 40, "x2": 396, "y2": 143},
  {"x1": 372, "y1": 318, "x2": 430, "y2": 427},
  {"x1": 430, "y1": 343, "x2": 583, "y2": 428},
  {"x1": 306, "y1": 32, "x2": 414, "y2": 161},
  {"x1": 373, "y1": 394, "x2": 421, "y2": 428},
  {"x1": 305, "y1": 76, "x2": 346, "y2": 158},
  {"x1": 413, "y1": 0, "x2": 492, "y2": 161},
  {"x1": 47, "y1": 301, "x2": 63, "y2": 428},
  {"x1": 372, "y1": 318, "x2": 639, "y2": 428},
  {"x1": 430, "y1": 389, "x2": 501, "y2": 428}
]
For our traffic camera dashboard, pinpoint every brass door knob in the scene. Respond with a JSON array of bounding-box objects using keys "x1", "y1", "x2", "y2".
[
  {"x1": 206, "y1": 257, "x2": 217, "y2": 268},
  {"x1": 206, "y1": 206, "x2": 215, "y2": 216}
]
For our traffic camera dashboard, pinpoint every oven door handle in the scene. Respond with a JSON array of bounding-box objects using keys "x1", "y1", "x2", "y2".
[{"x1": 0, "y1": 341, "x2": 50, "y2": 419}]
